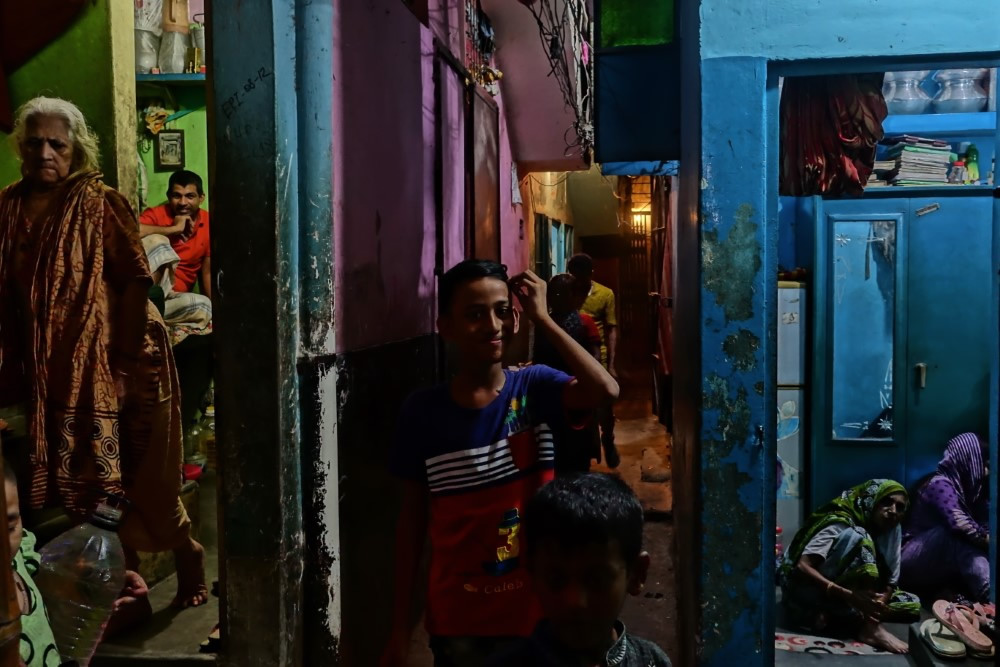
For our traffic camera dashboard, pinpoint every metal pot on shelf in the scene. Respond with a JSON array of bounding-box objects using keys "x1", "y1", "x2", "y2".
[
  {"x1": 884, "y1": 71, "x2": 932, "y2": 115},
  {"x1": 931, "y1": 69, "x2": 988, "y2": 114}
]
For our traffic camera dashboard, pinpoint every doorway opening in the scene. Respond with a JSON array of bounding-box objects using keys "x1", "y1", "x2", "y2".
[
  {"x1": 772, "y1": 62, "x2": 998, "y2": 662},
  {"x1": 103, "y1": 0, "x2": 219, "y2": 660},
  {"x1": 521, "y1": 165, "x2": 680, "y2": 662}
]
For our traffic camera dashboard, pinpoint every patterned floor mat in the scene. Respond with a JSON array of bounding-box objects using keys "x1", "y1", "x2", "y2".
[{"x1": 775, "y1": 632, "x2": 893, "y2": 655}]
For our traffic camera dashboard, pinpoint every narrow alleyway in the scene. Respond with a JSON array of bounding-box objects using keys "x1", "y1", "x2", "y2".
[
  {"x1": 596, "y1": 377, "x2": 678, "y2": 663},
  {"x1": 408, "y1": 374, "x2": 679, "y2": 664}
]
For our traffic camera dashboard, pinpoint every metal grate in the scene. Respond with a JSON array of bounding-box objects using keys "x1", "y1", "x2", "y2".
[{"x1": 620, "y1": 176, "x2": 653, "y2": 364}]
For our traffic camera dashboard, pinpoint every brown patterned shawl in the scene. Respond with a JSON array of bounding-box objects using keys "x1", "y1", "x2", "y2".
[{"x1": 0, "y1": 171, "x2": 152, "y2": 517}]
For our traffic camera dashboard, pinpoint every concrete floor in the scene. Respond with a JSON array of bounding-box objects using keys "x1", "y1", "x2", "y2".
[
  {"x1": 598, "y1": 393, "x2": 678, "y2": 662},
  {"x1": 776, "y1": 606, "x2": 992, "y2": 666},
  {"x1": 591, "y1": 394, "x2": 673, "y2": 518},
  {"x1": 408, "y1": 387, "x2": 680, "y2": 665},
  {"x1": 93, "y1": 472, "x2": 220, "y2": 665},
  {"x1": 775, "y1": 605, "x2": 912, "y2": 667}
]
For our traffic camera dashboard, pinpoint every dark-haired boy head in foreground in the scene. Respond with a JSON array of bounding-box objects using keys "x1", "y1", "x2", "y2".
[{"x1": 488, "y1": 473, "x2": 672, "y2": 666}]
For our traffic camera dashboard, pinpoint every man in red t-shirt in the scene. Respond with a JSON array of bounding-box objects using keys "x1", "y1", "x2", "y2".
[{"x1": 139, "y1": 170, "x2": 211, "y2": 299}]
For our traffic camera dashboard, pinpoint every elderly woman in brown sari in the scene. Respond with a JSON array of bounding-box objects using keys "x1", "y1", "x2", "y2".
[{"x1": 0, "y1": 97, "x2": 206, "y2": 608}]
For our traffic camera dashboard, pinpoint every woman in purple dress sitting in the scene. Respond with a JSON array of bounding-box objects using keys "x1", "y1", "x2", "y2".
[{"x1": 900, "y1": 433, "x2": 990, "y2": 604}]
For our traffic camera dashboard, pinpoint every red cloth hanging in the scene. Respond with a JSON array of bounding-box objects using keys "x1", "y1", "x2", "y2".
[
  {"x1": 0, "y1": 0, "x2": 88, "y2": 132},
  {"x1": 779, "y1": 73, "x2": 888, "y2": 196}
]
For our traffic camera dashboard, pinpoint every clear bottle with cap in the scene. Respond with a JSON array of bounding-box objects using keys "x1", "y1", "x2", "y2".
[
  {"x1": 35, "y1": 502, "x2": 126, "y2": 666},
  {"x1": 200, "y1": 405, "x2": 216, "y2": 471},
  {"x1": 185, "y1": 420, "x2": 205, "y2": 466}
]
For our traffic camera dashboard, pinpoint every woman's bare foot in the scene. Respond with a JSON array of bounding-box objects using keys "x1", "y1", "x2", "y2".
[
  {"x1": 858, "y1": 622, "x2": 909, "y2": 654},
  {"x1": 171, "y1": 537, "x2": 208, "y2": 609}
]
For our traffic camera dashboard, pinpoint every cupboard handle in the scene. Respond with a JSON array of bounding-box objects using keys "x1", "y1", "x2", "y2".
[{"x1": 915, "y1": 363, "x2": 927, "y2": 389}]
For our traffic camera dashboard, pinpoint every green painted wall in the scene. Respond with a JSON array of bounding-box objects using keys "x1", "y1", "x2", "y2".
[
  {"x1": 0, "y1": 1, "x2": 115, "y2": 187},
  {"x1": 137, "y1": 86, "x2": 210, "y2": 211}
]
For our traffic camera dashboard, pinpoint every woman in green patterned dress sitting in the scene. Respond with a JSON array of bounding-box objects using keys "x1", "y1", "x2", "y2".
[{"x1": 778, "y1": 479, "x2": 921, "y2": 654}]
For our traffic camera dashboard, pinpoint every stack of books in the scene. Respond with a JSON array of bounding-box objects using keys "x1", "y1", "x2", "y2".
[
  {"x1": 867, "y1": 160, "x2": 895, "y2": 187},
  {"x1": 873, "y1": 136, "x2": 954, "y2": 186}
]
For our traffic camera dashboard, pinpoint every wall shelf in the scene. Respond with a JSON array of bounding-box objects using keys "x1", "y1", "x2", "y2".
[
  {"x1": 840, "y1": 184, "x2": 996, "y2": 199},
  {"x1": 136, "y1": 73, "x2": 205, "y2": 85},
  {"x1": 882, "y1": 112, "x2": 997, "y2": 138}
]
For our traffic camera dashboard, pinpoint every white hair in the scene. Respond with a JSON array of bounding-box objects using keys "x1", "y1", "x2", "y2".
[{"x1": 9, "y1": 96, "x2": 101, "y2": 174}]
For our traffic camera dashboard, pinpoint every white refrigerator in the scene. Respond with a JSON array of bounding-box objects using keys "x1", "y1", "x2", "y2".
[{"x1": 777, "y1": 282, "x2": 806, "y2": 543}]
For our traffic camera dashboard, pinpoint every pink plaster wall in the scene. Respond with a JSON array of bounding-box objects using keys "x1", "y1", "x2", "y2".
[
  {"x1": 333, "y1": 0, "x2": 526, "y2": 353},
  {"x1": 497, "y1": 92, "x2": 530, "y2": 277},
  {"x1": 428, "y1": 0, "x2": 464, "y2": 62},
  {"x1": 481, "y1": 0, "x2": 589, "y2": 172}
]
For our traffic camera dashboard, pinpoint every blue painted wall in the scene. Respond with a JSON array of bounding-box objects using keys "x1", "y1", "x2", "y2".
[
  {"x1": 702, "y1": 1, "x2": 1000, "y2": 60},
  {"x1": 673, "y1": 1, "x2": 1000, "y2": 665}
]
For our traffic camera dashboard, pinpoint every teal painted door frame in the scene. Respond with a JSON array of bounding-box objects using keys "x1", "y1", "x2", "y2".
[
  {"x1": 206, "y1": 0, "x2": 339, "y2": 664},
  {"x1": 675, "y1": 43, "x2": 1000, "y2": 665}
]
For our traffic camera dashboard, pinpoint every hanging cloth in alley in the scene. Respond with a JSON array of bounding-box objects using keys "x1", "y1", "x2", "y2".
[
  {"x1": 779, "y1": 73, "x2": 887, "y2": 196},
  {"x1": 0, "y1": 0, "x2": 88, "y2": 132}
]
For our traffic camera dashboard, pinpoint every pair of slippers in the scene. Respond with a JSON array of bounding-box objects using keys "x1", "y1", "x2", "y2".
[{"x1": 920, "y1": 600, "x2": 995, "y2": 660}]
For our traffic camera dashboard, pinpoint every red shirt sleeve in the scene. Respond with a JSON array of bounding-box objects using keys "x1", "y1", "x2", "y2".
[{"x1": 139, "y1": 204, "x2": 171, "y2": 227}]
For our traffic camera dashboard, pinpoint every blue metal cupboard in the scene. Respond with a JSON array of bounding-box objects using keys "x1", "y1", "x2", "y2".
[{"x1": 809, "y1": 193, "x2": 996, "y2": 507}]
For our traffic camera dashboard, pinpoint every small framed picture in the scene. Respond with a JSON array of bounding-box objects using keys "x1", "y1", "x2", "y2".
[{"x1": 154, "y1": 130, "x2": 185, "y2": 171}]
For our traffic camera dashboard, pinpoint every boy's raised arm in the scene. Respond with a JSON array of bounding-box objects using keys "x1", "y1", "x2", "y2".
[{"x1": 509, "y1": 271, "x2": 619, "y2": 411}]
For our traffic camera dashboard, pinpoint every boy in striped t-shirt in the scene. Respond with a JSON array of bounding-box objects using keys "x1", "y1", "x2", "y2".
[{"x1": 381, "y1": 260, "x2": 619, "y2": 667}]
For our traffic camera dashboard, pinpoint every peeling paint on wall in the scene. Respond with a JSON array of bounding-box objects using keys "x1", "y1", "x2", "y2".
[
  {"x1": 703, "y1": 203, "x2": 762, "y2": 324},
  {"x1": 700, "y1": 377, "x2": 762, "y2": 655},
  {"x1": 723, "y1": 330, "x2": 761, "y2": 372},
  {"x1": 697, "y1": 190, "x2": 771, "y2": 662},
  {"x1": 301, "y1": 359, "x2": 342, "y2": 663}
]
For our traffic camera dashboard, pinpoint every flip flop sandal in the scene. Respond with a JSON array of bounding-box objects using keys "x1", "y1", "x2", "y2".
[
  {"x1": 955, "y1": 606, "x2": 995, "y2": 651},
  {"x1": 973, "y1": 603, "x2": 996, "y2": 638},
  {"x1": 969, "y1": 644, "x2": 994, "y2": 660},
  {"x1": 920, "y1": 618, "x2": 967, "y2": 659},
  {"x1": 200, "y1": 624, "x2": 220, "y2": 653},
  {"x1": 933, "y1": 600, "x2": 994, "y2": 654}
]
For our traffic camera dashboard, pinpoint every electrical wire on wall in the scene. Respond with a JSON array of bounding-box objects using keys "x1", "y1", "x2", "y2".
[
  {"x1": 595, "y1": 165, "x2": 627, "y2": 232},
  {"x1": 523, "y1": 0, "x2": 595, "y2": 161},
  {"x1": 528, "y1": 173, "x2": 570, "y2": 187}
]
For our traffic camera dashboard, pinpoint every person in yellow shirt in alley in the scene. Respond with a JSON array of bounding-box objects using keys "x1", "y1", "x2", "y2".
[{"x1": 568, "y1": 254, "x2": 620, "y2": 468}]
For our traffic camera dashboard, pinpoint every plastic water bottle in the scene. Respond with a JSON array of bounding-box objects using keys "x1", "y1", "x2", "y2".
[
  {"x1": 185, "y1": 421, "x2": 205, "y2": 466},
  {"x1": 200, "y1": 405, "x2": 216, "y2": 471},
  {"x1": 34, "y1": 503, "x2": 126, "y2": 666}
]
